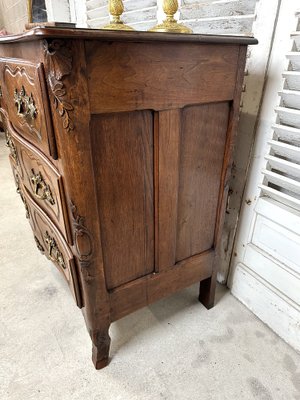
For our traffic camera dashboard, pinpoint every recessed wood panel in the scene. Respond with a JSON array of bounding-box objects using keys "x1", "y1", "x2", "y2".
[
  {"x1": 86, "y1": 41, "x2": 239, "y2": 113},
  {"x1": 176, "y1": 102, "x2": 230, "y2": 262},
  {"x1": 91, "y1": 111, "x2": 154, "y2": 289}
]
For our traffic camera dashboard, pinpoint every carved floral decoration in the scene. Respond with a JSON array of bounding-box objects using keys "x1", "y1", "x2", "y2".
[{"x1": 43, "y1": 39, "x2": 74, "y2": 132}]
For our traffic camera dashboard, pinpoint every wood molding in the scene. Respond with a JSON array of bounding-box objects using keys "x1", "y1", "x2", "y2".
[
  {"x1": 43, "y1": 39, "x2": 74, "y2": 132},
  {"x1": 70, "y1": 200, "x2": 94, "y2": 270}
]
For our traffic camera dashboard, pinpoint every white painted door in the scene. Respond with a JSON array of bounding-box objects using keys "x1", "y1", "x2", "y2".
[{"x1": 229, "y1": 1, "x2": 300, "y2": 352}]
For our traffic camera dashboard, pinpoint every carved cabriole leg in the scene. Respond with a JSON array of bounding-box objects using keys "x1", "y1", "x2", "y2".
[
  {"x1": 43, "y1": 39, "x2": 111, "y2": 369},
  {"x1": 199, "y1": 45, "x2": 248, "y2": 310}
]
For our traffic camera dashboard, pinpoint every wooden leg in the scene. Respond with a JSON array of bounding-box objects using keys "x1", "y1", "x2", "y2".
[
  {"x1": 199, "y1": 275, "x2": 216, "y2": 310},
  {"x1": 91, "y1": 326, "x2": 111, "y2": 370}
]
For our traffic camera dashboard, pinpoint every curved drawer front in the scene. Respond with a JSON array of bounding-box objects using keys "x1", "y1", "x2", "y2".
[
  {"x1": 5, "y1": 127, "x2": 19, "y2": 168},
  {"x1": 9, "y1": 155, "x2": 30, "y2": 220},
  {"x1": 10, "y1": 130, "x2": 71, "y2": 244},
  {"x1": 22, "y1": 186, "x2": 82, "y2": 308},
  {"x1": 0, "y1": 58, "x2": 56, "y2": 159}
]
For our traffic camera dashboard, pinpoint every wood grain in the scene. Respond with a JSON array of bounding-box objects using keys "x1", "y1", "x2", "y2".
[
  {"x1": 110, "y1": 250, "x2": 214, "y2": 321},
  {"x1": 176, "y1": 102, "x2": 230, "y2": 262},
  {"x1": 91, "y1": 111, "x2": 155, "y2": 289},
  {"x1": 86, "y1": 42, "x2": 239, "y2": 113},
  {"x1": 157, "y1": 109, "x2": 180, "y2": 270}
]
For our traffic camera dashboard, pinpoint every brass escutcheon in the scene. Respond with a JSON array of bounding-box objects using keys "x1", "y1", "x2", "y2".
[
  {"x1": 14, "y1": 85, "x2": 37, "y2": 121},
  {"x1": 30, "y1": 169, "x2": 55, "y2": 205},
  {"x1": 5, "y1": 130, "x2": 18, "y2": 164},
  {"x1": 44, "y1": 231, "x2": 66, "y2": 269}
]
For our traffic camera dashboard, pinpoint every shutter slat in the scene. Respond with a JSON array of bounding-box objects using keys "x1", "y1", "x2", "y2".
[
  {"x1": 291, "y1": 32, "x2": 300, "y2": 51},
  {"x1": 88, "y1": 16, "x2": 110, "y2": 28},
  {"x1": 263, "y1": 169, "x2": 300, "y2": 195},
  {"x1": 180, "y1": 0, "x2": 256, "y2": 20},
  {"x1": 286, "y1": 52, "x2": 300, "y2": 71},
  {"x1": 123, "y1": 7, "x2": 157, "y2": 24},
  {"x1": 259, "y1": 184, "x2": 300, "y2": 210},
  {"x1": 279, "y1": 89, "x2": 300, "y2": 110},
  {"x1": 275, "y1": 106, "x2": 300, "y2": 128},
  {"x1": 124, "y1": 0, "x2": 157, "y2": 12},
  {"x1": 87, "y1": 6, "x2": 108, "y2": 20},
  {"x1": 182, "y1": 15, "x2": 255, "y2": 35},
  {"x1": 268, "y1": 139, "x2": 300, "y2": 163},
  {"x1": 283, "y1": 71, "x2": 300, "y2": 90},
  {"x1": 265, "y1": 154, "x2": 300, "y2": 179},
  {"x1": 272, "y1": 123, "x2": 300, "y2": 146},
  {"x1": 87, "y1": 0, "x2": 107, "y2": 10}
]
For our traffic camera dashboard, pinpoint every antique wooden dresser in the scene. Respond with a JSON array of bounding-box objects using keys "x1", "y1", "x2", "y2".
[{"x1": 0, "y1": 27, "x2": 257, "y2": 369}]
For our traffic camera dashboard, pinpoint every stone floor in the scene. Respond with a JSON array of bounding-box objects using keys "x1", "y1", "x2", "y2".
[{"x1": 1, "y1": 133, "x2": 300, "y2": 400}]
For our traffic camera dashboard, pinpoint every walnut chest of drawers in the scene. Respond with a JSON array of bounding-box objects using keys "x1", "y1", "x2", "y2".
[{"x1": 0, "y1": 27, "x2": 257, "y2": 369}]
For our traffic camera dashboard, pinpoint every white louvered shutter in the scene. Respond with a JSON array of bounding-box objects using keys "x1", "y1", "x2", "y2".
[
  {"x1": 230, "y1": 3, "x2": 300, "y2": 353},
  {"x1": 260, "y1": 28, "x2": 300, "y2": 209},
  {"x1": 87, "y1": 0, "x2": 157, "y2": 30}
]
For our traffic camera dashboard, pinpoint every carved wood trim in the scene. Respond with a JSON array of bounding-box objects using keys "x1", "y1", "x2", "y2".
[
  {"x1": 43, "y1": 39, "x2": 74, "y2": 132},
  {"x1": 70, "y1": 201, "x2": 93, "y2": 269}
]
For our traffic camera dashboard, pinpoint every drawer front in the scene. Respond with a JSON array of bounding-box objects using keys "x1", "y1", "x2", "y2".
[
  {"x1": 9, "y1": 156, "x2": 30, "y2": 220},
  {"x1": 5, "y1": 127, "x2": 19, "y2": 168},
  {"x1": 9, "y1": 129, "x2": 71, "y2": 244},
  {"x1": 22, "y1": 184, "x2": 82, "y2": 308},
  {"x1": 0, "y1": 58, "x2": 57, "y2": 158}
]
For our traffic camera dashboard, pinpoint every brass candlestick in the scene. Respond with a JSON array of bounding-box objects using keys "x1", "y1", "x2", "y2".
[
  {"x1": 102, "y1": 0, "x2": 134, "y2": 31},
  {"x1": 150, "y1": 0, "x2": 192, "y2": 34}
]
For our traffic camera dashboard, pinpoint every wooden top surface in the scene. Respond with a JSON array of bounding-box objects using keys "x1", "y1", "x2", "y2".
[{"x1": 0, "y1": 26, "x2": 258, "y2": 45}]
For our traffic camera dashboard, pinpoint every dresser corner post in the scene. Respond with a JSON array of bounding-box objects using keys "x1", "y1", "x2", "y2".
[
  {"x1": 42, "y1": 37, "x2": 112, "y2": 368},
  {"x1": 199, "y1": 44, "x2": 249, "y2": 310}
]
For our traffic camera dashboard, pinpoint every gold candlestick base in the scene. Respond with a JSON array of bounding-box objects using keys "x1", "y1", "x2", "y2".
[
  {"x1": 102, "y1": 20, "x2": 134, "y2": 31},
  {"x1": 149, "y1": 0, "x2": 192, "y2": 34},
  {"x1": 149, "y1": 18, "x2": 192, "y2": 33},
  {"x1": 102, "y1": 0, "x2": 134, "y2": 31}
]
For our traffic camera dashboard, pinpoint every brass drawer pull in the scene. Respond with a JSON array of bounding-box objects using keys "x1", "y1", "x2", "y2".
[
  {"x1": 44, "y1": 231, "x2": 66, "y2": 269},
  {"x1": 5, "y1": 130, "x2": 18, "y2": 164},
  {"x1": 14, "y1": 175, "x2": 30, "y2": 219},
  {"x1": 34, "y1": 236, "x2": 44, "y2": 253},
  {"x1": 14, "y1": 85, "x2": 37, "y2": 121},
  {"x1": 30, "y1": 169, "x2": 55, "y2": 205}
]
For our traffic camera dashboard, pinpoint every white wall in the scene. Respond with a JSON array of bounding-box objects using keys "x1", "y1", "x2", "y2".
[{"x1": 0, "y1": 0, "x2": 28, "y2": 33}]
